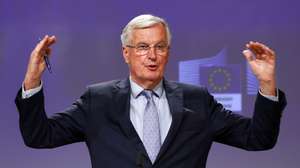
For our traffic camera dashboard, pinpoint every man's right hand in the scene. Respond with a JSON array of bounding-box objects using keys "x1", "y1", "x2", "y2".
[{"x1": 23, "y1": 35, "x2": 56, "y2": 90}]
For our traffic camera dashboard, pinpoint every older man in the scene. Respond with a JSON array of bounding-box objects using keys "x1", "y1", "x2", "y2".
[{"x1": 15, "y1": 14, "x2": 286, "y2": 168}]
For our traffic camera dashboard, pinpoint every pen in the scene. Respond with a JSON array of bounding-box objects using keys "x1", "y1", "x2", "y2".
[{"x1": 38, "y1": 38, "x2": 52, "y2": 73}]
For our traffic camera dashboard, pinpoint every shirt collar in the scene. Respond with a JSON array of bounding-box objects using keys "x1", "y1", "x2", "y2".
[{"x1": 129, "y1": 76, "x2": 164, "y2": 99}]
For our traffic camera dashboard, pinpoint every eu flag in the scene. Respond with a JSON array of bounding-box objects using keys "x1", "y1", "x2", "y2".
[{"x1": 199, "y1": 65, "x2": 241, "y2": 93}]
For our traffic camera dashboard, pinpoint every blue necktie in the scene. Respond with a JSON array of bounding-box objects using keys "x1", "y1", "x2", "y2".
[{"x1": 142, "y1": 90, "x2": 161, "y2": 163}]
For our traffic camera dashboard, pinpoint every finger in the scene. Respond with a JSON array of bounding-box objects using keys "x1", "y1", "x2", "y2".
[
  {"x1": 257, "y1": 42, "x2": 275, "y2": 57},
  {"x1": 35, "y1": 35, "x2": 56, "y2": 58},
  {"x1": 46, "y1": 35, "x2": 56, "y2": 47},
  {"x1": 243, "y1": 49, "x2": 255, "y2": 63},
  {"x1": 35, "y1": 35, "x2": 49, "y2": 54},
  {"x1": 246, "y1": 46, "x2": 263, "y2": 60},
  {"x1": 247, "y1": 42, "x2": 264, "y2": 55},
  {"x1": 45, "y1": 48, "x2": 52, "y2": 56},
  {"x1": 253, "y1": 42, "x2": 276, "y2": 61},
  {"x1": 41, "y1": 35, "x2": 56, "y2": 52},
  {"x1": 250, "y1": 41, "x2": 274, "y2": 55},
  {"x1": 246, "y1": 42, "x2": 267, "y2": 60},
  {"x1": 260, "y1": 54, "x2": 268, "y2": 60}
]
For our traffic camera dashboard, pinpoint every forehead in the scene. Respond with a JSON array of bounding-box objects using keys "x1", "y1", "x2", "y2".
[{"x1": 131, "y1": 23, "x2": 167, "y2": 44}]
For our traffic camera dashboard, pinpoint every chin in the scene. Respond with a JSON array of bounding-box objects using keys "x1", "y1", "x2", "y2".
[{"x1": 143, "y1": 73, "x2": 162, "y2": 82}]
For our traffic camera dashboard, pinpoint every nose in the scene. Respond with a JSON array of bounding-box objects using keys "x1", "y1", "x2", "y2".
[{"x1": 147, "y1": 47, "x2": 157, "y2": 60}]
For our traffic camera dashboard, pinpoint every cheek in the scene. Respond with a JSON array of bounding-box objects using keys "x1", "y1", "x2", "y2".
[
  {"x1": 159, "y1": 57, "x2": 168, "y2": 68},
  {"x1": 131, "y1": 58, "x2": 145, "y2": 70}
]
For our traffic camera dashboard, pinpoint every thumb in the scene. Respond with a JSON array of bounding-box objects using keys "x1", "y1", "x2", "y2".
[{"x1": 243, "y1": 49, "x2": 255, "y2": 63}]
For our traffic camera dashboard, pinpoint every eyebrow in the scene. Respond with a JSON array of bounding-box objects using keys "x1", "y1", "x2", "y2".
[
  {"x1": 136, "y1": 42, "x2": 148, "y2": 46},
  {"x1": 135, "y1": 41, "x2": 167, "y2": 46}
]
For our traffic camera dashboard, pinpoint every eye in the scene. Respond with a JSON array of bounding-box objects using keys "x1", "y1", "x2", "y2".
[
  {"x1": 156, "y1": 44, "x2": 167, "y2": 50},
  {"x1": 137, "y1": 45, "x2": 149, "y2": 50}
]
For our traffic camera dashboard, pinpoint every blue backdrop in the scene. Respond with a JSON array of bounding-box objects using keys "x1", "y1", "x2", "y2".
[{"x1": 0, "y1": 0, "x2": 299, "y2": 167}]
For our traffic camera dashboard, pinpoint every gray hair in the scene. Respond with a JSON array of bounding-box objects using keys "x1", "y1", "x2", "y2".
[{"x1": 120, "y1": 14, "x2": 172, "y2": 46}]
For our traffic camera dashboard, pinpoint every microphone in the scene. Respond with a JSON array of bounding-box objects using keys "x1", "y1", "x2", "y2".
[{"x1": 136, "y1": 151, "x2": 145, "y2": 168}]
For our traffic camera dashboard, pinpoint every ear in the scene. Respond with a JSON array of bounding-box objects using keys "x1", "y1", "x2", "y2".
[{"x1": 122, "y1": 46, "x2": 130, "y2": 64}]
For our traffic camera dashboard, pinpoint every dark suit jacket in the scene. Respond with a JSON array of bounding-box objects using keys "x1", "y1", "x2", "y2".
[{"x1": 15, "y1": 78, "x2": 287, "y2": 168}]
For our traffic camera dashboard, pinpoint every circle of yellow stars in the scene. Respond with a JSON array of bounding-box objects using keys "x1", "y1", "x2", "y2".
[{"x1": 208, "y1": 67, "x2": 232, "y2": 92}]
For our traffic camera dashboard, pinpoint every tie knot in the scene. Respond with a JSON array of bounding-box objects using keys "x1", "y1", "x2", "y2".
[{"x1": 141, "y1": 90, "x2": 153, "y2": 100}]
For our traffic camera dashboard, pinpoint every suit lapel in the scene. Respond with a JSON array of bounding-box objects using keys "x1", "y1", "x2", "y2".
[
  {"x1": 155, "y1": 79, "x2": 184, "y2": 163},
  {"x1": 113, "y1": 78, "x2": 148, "y2": 158},
  {"x1": 112, "y1": 78, "x2": 185, "y2": 164}
]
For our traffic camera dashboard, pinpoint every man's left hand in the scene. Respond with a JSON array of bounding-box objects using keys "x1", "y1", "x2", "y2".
[{"x1": 243, "y1": 41, "x2": 276, "y2": 96}]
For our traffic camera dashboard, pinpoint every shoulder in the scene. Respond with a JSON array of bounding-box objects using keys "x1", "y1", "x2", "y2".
[
  {"x1": 88, "y1": 79, "x2": 120, "y2": 89},
  {"x1": 164, "y1": 80, "x2": 210, "y2": 98},
  {"x1": 165, "y1": 80, "x2": 208, "y2": 93},
  {"x1": 86, "y1": 79, "x2": 125, "y2": 96}
]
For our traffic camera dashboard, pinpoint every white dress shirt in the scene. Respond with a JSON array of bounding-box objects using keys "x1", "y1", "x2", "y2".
[{"x1": 129, "y1": 78, "x2": 172, "y2": 144}]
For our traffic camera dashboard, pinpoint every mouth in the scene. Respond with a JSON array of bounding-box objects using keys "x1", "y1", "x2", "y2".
[{"x1": 146, "y1": 65, "x2": 158, "y2": 71}]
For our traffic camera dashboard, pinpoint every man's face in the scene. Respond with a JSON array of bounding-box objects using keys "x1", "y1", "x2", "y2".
[{"x1": 122, "y1": 23, "x2": 169, "y2": 87}]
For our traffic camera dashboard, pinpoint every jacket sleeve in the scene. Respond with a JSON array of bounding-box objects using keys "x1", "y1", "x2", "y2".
[
  {"x1": 210, "y1": 89, "x2": 287, "y2": 151},
  {"x1": 15, "y1": 87, "x2": 89, "y2": 148}
]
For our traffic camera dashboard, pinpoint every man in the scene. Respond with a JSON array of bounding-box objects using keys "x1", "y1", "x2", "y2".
[{"x1": 15, "y1": 14, "x2": 286, "y2": 168}]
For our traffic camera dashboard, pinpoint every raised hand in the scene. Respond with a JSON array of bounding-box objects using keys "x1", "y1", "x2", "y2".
[
  {"x1": 23, "y1": 35, "x2": 56, "y2": 90},
  {"x1": 243, "y1": 41, "x2": 276, "y2": 96}
]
